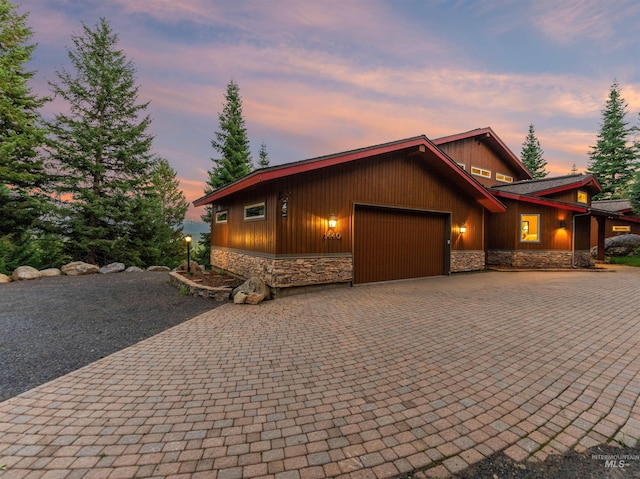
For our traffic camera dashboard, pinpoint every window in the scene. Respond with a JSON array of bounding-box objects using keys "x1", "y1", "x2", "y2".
[
  {"x1": 471, "y1": 166, "x2": 491, "y2": 178},
  {"x1": 496, "y1": 173, "x2": 513, "y2": 183},
  {"x1": 577, "y1": 190, "x2": 588, "y2": 204},
  {"x1": 520, "y1": 214, "x2": 540, "y2": 242},
  {"x1": 613, "y1": 225, "x2": 630, "y2": 232},
  {"x1": 215, "y1": 211, "x2": 228, "y2": 224},
  {"x1": 244, "y1": 202, "x2": 266, "y2": 220},
  {"x1": 457, "y1": 162, "x2": 466, "y2": 170}
]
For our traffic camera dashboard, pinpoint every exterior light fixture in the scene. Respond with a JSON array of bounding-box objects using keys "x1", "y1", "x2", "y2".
[
  {"x1": 184, "y1": 234, "x2": 192, "y2": 273},
  {"x1": 328, "y1": 215, "x2": 337, "y2": 229},
  {"x1": 459, "y1": 224, "x2": 467, "y2": 234},
  {"x1": 559, "y1": 220, "x2": 567, "y2": 230}
]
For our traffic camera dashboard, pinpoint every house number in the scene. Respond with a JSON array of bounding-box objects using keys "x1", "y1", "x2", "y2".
[{"x1": 323, "y1": 233, "x2": 342, "y2": 240}]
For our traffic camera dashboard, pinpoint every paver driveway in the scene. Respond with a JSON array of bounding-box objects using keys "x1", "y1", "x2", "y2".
[{"x1": 1, "y1": 266, "x2": 640, "y2": 478}]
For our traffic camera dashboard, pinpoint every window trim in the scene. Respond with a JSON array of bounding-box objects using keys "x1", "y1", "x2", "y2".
[
  {"x1": 215, "y1": 210, "x2": 228, "y2": 224},
  {"x1": 520, "y1": 213, "x2": 541, "y2": 243},
  {"x1": 470, "y1": 166, "x2": 492, "y2": 179},
  {"x1": 496, "y1": 172, "x2": 513, "y2": 183},
  {"x1": 244, "y1": 201, "x2": 266, "y2": 221}
]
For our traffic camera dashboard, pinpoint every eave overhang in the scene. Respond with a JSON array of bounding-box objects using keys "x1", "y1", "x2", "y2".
[
  {"x1": 194, "y1": 136, "x2": 507, "y2": 213},
  {"x1": 491, "y1": 190, "x2": 589, "y2": 213}
]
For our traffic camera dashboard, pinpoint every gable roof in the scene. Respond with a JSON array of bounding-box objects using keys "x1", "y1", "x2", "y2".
[
  {"x1": 433, "y1": 127, "x2": 533, "y2": 180},
  {"x1": 193, "y1": 135, "x2": 506, "y2": 213},
  {"x1": 490, "y1": 174, "x2": 601, "y2": 197}
]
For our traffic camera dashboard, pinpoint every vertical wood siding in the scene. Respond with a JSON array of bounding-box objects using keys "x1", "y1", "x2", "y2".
[
  {"x1": 486, "y1": 199, "x2": 573, "y2": 250},
  {"x1": 273, "y1": 150, "x2": 484, "y2": 255},
  {"x1": 210, "y1": 148, "x2": 486, "y2": 270},
  {"x1": 438, "y1": 138, "x2": 526, "y2": 187}
]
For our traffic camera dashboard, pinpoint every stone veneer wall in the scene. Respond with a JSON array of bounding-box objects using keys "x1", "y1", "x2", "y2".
[
  {"x1": 211, "y1": 248, "x2": 353, "y2": 288},
  {"x1": 450, "y1": 250, "x2": 485, "y2": 272},
  {"x1": 487, "y1": 250, "x2": 593, "y2": 268}
]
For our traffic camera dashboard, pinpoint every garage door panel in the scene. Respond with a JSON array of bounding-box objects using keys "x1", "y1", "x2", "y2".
[{"x1": 354, "y1": 206, "x2": 446, "y2": 284}]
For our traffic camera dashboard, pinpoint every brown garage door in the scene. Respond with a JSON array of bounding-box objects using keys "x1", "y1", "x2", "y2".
[{"x1": 353, "y1": 205, "x2": 447, "y2": 284}]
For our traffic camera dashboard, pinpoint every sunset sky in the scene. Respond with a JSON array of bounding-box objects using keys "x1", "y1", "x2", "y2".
[{"x1": 24, "y1": 0, "x2": 640, "y2": 221}]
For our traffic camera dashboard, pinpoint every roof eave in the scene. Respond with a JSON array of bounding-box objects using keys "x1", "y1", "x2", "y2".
[{"x1": 492, "y1": 190, "x2": 589, "y2": 212}]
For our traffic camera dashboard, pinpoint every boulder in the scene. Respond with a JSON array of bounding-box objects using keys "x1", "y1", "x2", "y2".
[
  {"x1": 245, "y1": 292, "x2": 266, "y2": 305},
  {"x1": 233, "y1": 292, "x2": 248, "y2": 304},
  {"x1": 125, "y1": 266, "x2": 145, "y2": 273},
  {"x1": 232, "y1": 276, "x2": 271, "y2": 302},
  {"x1": 40, "y1": 268, "x2": 62, "y2": 277},
  {"x1": 147, "y1": 265, "x2": 171, "y2": 272},
  {"x1": 593, "y1": 234, "x2": 640, "y2": 257},
  {"x1": 0, "y1": 273, "x2": 12, "y2": 283},
  {"x1": 99, "y1": 262, "x2": 125, "y2": 274},
  {"x1": 61, "y1": 261, "x2": 99, "y2": 276},
  {"x1": 12, "y1": 266, "x2": 42, "y2": 281}
]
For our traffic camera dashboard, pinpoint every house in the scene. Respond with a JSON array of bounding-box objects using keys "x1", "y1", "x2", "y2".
[
  {"x1": 589, "y1": 199, "x2": 640, "y2": 259},
  {"x1": 193, "y1": 129, "x2": 604, "y2": 294},
  {"x1": 487, "y1": 174, "x2": 601, "y2": 268}
]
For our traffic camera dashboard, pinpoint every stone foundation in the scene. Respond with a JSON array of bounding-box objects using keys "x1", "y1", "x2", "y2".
[
  {"x1": 487, "y1": 250, "x2": 593, "y2": 268},
  {"x1": 211, "y1": 248, "x2": 353, "y2": 288},
  {"x1": 451, "y1": 250, "x2": 485, "y2": 272}
]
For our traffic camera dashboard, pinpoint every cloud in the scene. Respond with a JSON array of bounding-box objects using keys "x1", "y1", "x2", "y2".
[{"x1": 528, "y1": 0, "x2": 640, "y2": 45}]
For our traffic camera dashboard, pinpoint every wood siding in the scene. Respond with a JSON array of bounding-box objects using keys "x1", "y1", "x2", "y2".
[
  {"x1": 353, "y1": 205, "x2": 446, "y2": 284},
  {"x1": 209, "y1": 148, "x2": 485, "y2": 259},
  {"x1": 545, "y1": 190, "x2": 590, "y2": 205},
  {"x1": 486, "y1": 199, "x2": 573, "y2": 250},
  {"x1": 210, "y1": 189, "x2": 278, "y2": 255},
  {"x1": 438, "y1": 138, "x2": 526, "y2": 187}
]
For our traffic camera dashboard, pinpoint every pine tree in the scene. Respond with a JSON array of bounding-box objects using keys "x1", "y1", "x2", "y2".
[
  {"x1": 47, "y1": 18, "x2": 155, "y2": 265},
  {"x1": 197, "y1": 80, "x2": 252, "y2": 266},
  {"x1": 209, "y1": 79, "x2": 252, "y2": 188},
  {"x1": 145, "y1": 158, "x2": 188, "y2": 267},
  {"x1": 258, "y1": 140, "x2": 270, "y2": 168},
  {"x1": 587, "y1": 81, "x2": 638, "y2": 200},
  {"x1": 0, "y1": 0, "x2": 53, "y2": 272},
  {"x1": 520, "y1": 124, "x2": 548, "y2": 179}
]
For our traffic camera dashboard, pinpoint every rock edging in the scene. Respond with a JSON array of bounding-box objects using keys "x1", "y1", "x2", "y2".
[{"x1": 168, "y1": 271, "x2": 233, "y2": 302}]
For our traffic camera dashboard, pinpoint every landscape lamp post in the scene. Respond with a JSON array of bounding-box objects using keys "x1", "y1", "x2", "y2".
[{"x1": 184, "y1": 235, "x2": 192, "y2": 273}]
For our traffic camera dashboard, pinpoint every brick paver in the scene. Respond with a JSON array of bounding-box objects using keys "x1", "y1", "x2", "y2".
[{"x1": 1, "y1": 265, "x2": 639, "y2": 478}]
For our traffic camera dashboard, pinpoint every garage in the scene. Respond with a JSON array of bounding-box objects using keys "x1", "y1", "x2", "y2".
[{"x1": 353, "y1": 205, "x2": 449, "y2": 284}]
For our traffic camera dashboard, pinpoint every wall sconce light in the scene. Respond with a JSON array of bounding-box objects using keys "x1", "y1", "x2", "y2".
[
  {"x1": 328, "y1": 215, "x2": 337, "y2": 229},
  {"x1": 559, "y1": 220, "x2": 567, "y2": 230},
  {"x1": 459, "y1": 224, "x2": 467, "y2": 234}
]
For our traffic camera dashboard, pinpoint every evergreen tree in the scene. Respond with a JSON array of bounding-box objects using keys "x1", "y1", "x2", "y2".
[
  {"x1": 47, "y1": 18, "x2": 155, "y2": 265},
  {"x1": 0, "y1": 0, "x2": 54, "y2": 272},
  {"x1": 520, "y1": 124, "x2": 548, "y2": 179},
  {"x1": 257, "y1": 140, "x2": 270, "y2": 168},
  {"x1": 587, "y1": 81, "x2": 638, "y2": 200},
  {"x1": 209, "y1": 79, "x2": 252, "y2": 188},
  {"x1": 197, "y1": 80, "x2": 252, "y2": 266},
  {"x1": 145, "y1": 158, "x2": 188, "y2": 267}
]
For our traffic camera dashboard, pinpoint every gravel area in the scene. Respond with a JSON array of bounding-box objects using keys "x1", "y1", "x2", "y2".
[{"x1": 0, "y1": 272, "x2": 219, "y2": 401}]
